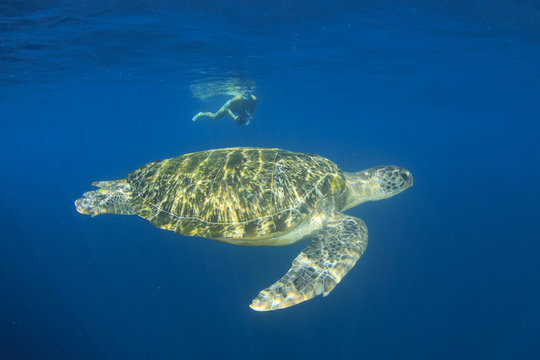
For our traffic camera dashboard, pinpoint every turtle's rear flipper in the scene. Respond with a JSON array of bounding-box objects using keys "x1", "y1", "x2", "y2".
[
  {"x1": 250, "y1": 215, "x2": 368, "y2": 311},
  {"x1": 75, "y1": 180, "x2": 136, "y2": 217}
]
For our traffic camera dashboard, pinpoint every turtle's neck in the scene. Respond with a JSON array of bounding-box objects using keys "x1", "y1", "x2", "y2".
[{"x1": 342, "y1": 171, "x2": 376, "y2": 210}]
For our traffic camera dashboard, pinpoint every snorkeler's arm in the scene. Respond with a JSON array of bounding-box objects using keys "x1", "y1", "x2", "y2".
[
  {"x1": 227, "y1": 108, "x2": 238, "y2": 120},
  {"x1": 249, "y1": 96, "x2": 257, "y2": 113},
  {"x1": 219, "y1": 98, "x2": 237, "y2": 120}
]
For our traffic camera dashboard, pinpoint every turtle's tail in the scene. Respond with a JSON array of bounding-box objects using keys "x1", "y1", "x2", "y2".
[{"x1": 75, "y1": 179, "x2": 136, "y2": 217}]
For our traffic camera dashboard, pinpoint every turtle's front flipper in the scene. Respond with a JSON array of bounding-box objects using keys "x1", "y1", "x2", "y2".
[
  {"x1": 250, "y1": 215, "x2": 368, "y2": 311},
  {"x1": 75, "y1": 180, "x2": 136, "y2": 217}
]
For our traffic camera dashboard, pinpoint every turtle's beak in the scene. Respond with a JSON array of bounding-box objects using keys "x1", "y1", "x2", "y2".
[{"x1": 400, "y1": 169, "x2": 413, "y2": 189}]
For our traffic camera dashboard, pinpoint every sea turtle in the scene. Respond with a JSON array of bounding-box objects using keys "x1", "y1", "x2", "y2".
[{"x1": 75, "y1": 147, "x2": 412, "y2": 311}]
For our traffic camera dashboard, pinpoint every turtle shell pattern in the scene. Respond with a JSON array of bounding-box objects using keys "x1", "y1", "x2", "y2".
[{"x1": 127, "y1": 148, "x2": 348, "y2": 242}]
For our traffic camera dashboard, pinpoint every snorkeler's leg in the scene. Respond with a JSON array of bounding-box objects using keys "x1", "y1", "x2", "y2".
[
  {"x1": 212, "y1": 107, "x2": 229, "y2": 120},
  {"x1": 192, "y1": 112, "x2": 215, "y2": 122},
  {"x1": 193, "y1": 101, "x2": 231, "y2": 122}
]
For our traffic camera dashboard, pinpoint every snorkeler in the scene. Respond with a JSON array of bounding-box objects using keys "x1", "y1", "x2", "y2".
[{"x1": 192, "y1": 90, "x2": 257, "y2": 125}]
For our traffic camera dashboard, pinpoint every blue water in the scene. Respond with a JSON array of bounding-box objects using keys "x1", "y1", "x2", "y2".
[{"x1": 1, "y1": 1, "x2": 539, "y2": 359}]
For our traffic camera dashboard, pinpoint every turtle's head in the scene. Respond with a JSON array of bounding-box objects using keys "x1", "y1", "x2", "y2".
[{"x1": 344, "y1": 166, "x2": 412, "y2": 209}]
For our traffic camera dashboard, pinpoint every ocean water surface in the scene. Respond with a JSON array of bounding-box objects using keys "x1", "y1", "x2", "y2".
[{"x1": 1, "y1": 1, "x2": 539, "y2": 359}]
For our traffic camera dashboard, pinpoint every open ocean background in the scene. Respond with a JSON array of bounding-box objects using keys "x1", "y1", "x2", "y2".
[{"x1": 1, "y1": 1, "x2": 539, "y2": 359}]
